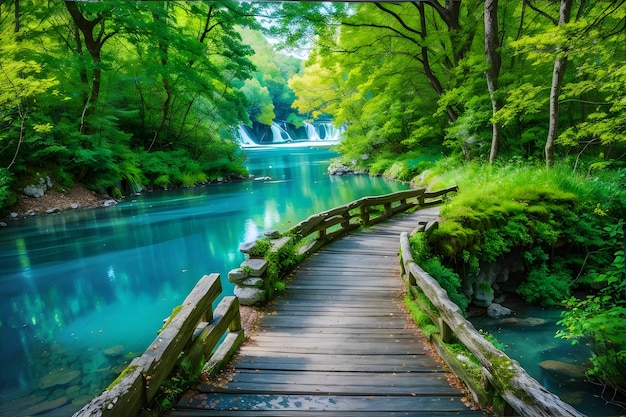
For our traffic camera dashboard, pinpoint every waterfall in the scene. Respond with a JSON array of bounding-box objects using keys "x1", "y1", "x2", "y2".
[
  {"x1": 270, "y1": 122, "x2": 292, "y2": 143},
  {"x1": 319, "y1": 123, "x2": 342, "y2": 141},
  {"x1": 304, "y1": 122, "x2": 321, "y2": 141},
  {"x1": 237, "y1": 125, "x2": 256, "y2": 146}
]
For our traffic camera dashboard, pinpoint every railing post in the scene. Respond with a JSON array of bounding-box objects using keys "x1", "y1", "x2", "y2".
[
  {"x1": 438, "y1": 318, "x2": 453, "y2": 343},
  {"x1": 360, "y1": 205, "x2": 370, "y2": 226}
]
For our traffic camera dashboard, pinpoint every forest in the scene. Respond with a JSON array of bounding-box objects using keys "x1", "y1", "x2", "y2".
[{"x1": 1, "y1": 0, "x2": 625, "y2": 407}]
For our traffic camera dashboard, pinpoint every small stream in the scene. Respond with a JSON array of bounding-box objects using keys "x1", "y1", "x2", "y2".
[{"x1": 470, "y1": 298, "x2": 623, "y2": 416}]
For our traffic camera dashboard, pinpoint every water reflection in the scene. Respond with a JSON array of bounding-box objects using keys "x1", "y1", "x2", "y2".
[{"x1": 0, "y1": 146, "x2": 407, "y2": 416}]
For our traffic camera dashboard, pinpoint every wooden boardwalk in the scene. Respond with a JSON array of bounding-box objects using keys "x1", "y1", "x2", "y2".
[{"x1": 172, "y1": 208, "x2": 485, "y2": 416}]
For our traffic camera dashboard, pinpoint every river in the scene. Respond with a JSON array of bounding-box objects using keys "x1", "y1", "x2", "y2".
[{"x1": 0, "y1": 145, "x2": 408, "y2": 416}]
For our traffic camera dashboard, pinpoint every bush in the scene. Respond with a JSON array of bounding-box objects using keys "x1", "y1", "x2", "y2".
[
  {"x1": 516, "y1": 264, "x2": 572, "y2": 306},
  {"x1": 0, "y1": 168, "x2": 15, "y2": 209}
]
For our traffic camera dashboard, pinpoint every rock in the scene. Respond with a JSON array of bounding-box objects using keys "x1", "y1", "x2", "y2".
[
  {"x1": 103, "y1": 344, "x2": 124, "y2": 357},
  {"x1": 23, "y1": 184, "x2": 46, "y2": 198},
  {"x1": 241, "y1": 277, "x2": 264, "y2": 289},
  {"x1": 487, "y1": 303, "x2": 512, "y2": 318},
  {"x1": 539, "y1": 360, "x2": 589, "y2": 379},
  {"x1": 9, "y1": 212, "x2": 18, "y2": 218},
  {"x1": 72, "y1": 394, "x2": 94, "y2": 408},
  {"x1": 71, "y1": 203, "x2": 79, "y2": 209},
  {"x1": 228, "y1": 268, "x2": 249, "y2": 283},
  {"x1": 270, "y1": 236, "x2": 292, "y2": 253},
  {"x1": 23, "y1": 396, "x2": 68, "y2": 416},
  {"x1": 473, "y1": 284, "x2": 494, "y2": 308},
  {"x1": 234, "y1": 285, "x2": 265, "y2": 306},
  {"x1": 103, "y1": 199, "x2": 117, "y2": 207},
  {"x1": 239, "y1": 241, "x2": 257, "y2": 254},
  {"x1": 38, "y1": 369, "x2": 81, "y2": 390},
  {"x1": 0, "y1": 222, "x2": 7, "y2": 227},
  {"x1": 240, "y1": 258, "x2": 268, "y2": 277},
  {"x1": 263, "y1": 230, "x2": 281, "y2": 239},
  {"x1": 499, "y1": 317, "x2": 547, "y2": 326},
  {"x1": 65, "y1": 385, "x2": 81, "y2": 397},
  {"x1": 46, "y1": 207, "x2": 60, "y2": 214}
]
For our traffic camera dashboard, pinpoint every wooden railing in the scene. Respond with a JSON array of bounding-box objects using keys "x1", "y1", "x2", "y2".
[
  {"x1": 399, "y1": 231, "x2": 586, "y2": 417},
  {"x1": 288, "y1": 186, "x2": 457, "y2": 255},
  {"x1": 74, "y1": 273, "x2": 244, "y2": 417}
]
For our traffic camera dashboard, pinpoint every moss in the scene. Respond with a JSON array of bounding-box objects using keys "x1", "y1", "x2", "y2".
[
  {"x1": 158, "y1": 305, "x2": 182, "y2": 334},
  {"x1": 404, "y1": 294, "x2": 438, "y2": 338},
  {"x1": 106, "y1": 366, "x2": 138, "y2": 391}
]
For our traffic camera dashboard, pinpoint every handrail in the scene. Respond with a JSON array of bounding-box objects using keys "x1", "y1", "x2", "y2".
[
  {"x1": 287, "y1": 186, "x2": 457, "y2": 255},
  {"x1": 74, "y1": 273, "x2": 244, "y2": 417},
  {"x1": 399, "y1": 232, "x2": 586, "y2": 417}
]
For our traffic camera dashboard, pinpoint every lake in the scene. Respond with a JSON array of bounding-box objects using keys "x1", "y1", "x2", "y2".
[{"x1": 0, "y1": 145, "x2": 408, "y2": 416}]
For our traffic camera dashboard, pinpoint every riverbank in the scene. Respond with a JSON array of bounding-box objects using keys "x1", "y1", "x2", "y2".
[{"x1": 4, "y1": 185, "x2": 112, "y2": 219}]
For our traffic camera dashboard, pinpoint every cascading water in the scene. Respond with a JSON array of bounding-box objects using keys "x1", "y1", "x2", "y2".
[
  {"x1": 270, "y1": 123, "x2": 291, "y2": 143},
  {"x1": 304, "y1": 122, "x2": 321, "y2": 141},
  {"x1": 237, "y1": 125, "x2": 256, "y2": 146}
]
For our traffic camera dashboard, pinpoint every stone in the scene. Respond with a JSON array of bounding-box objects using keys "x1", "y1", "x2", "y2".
[
  {"x1": 103, "y1": 199, "x2": 117, "y2": 207},
  {"x1": 38, "y1": 369, "x2": 81, "y2": 390},
  {"x1": 23, "y1": 396, "x2": 68, "y2": 416},
  {"x1": 234, "y1": 285, "x2": 265, "y2": 306},
  {"x1": 103, "y1": 344, "x2": 124, "y2": 357},
  {"x1": 239, "y1": 241, "x2": 257, "y2": 254},
  {"x1": 0, "y1": 222, "x2": 7, "y2": 227},
  {"x1": 472, "y1": 284, "x2": 494, "y2": 308},
  {"x1": 46, "y1": 207, "x2": 60, "y2": 214},
  {"x1": 71, "y1": 203, "x2": 79, "y2": 209},
  {"x1": 241, "y1": 258, "x2": 268, "y2": 277},
  {"x1": 499, "y1": 317, "x2": 547, "y2": 326},
  {"x1": 241, "y1": 277, "x2": 264, "y2": 288},
  {"x1": 539, "y1": 360, "x2": 589, "y2": 379},
  {"x1": 270, "y1": 236, "x2": 292, "y2": 253},
  {"x1": 9, "y1": 212, "x2": 18, "y2": 218},
  {"x1": 263, "y1": 230, "x2": 281, "y2": 239},
  {"x1": 228, "y1": 268, "x2": 249, "y2": 283},
  {"x1": 487, "y1": 303, "x2": 512, "y2": 318},
  {"x1": 23, "y1": 184, "x2": 46, "y2": 198}
]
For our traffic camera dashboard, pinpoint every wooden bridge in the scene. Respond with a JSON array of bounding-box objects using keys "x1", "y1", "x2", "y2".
[
  {"x1": 75, "y1": 188, "x2": 585, "y2": 417},
  {"x1": 172, "y1": 207, "x2": 483, "y2": 416}
]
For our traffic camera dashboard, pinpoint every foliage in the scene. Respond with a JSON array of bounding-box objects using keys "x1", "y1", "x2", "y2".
[
  {"x1": 0, "y1": 1, "x2": 278, "y2": 207},
  {"x1": 152, "y1": 357, "x2": 202, "y2": 413},
  {"x1": 409, "y1": 232, "x2": 469, "y2": 313},
  {"x1": 404, "y1": 294, "x2": 438, "y2": 339},
  {"x1": 0, "y1": 168, "x2": 15, "y2": 208},
  {"x1": 556, "y1": 221, "x2": 626, "y2": 398},
  {"x1": 516, "y1": 263, "x2": 572, "y2": 307}
]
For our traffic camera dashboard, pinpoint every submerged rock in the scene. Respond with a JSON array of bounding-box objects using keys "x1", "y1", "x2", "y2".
[
  {"x1": 499, "y1": 317, "x2": 547, "y2": 326},
  {"x1": 103, "y1": 344, "x2": 124, "y2": 357},
  {"x1": 38, "y1": 369, "x2": 81, "y2": 390},
  {"x1": 539, "y1": 359, "x2": 589, "y2": 379},
  {"x1": 23, "y1": 396, "x2": 68, "y2": 416}
]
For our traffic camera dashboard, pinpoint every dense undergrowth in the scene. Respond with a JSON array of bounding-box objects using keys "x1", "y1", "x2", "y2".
[{"x1": 398, "y1": 158, "x2": 626, "y2": 401}]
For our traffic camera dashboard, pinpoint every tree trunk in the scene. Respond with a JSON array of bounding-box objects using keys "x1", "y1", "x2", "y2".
[
  {"x1": 545, "y1": 0, "x2": 573, "y2": 168},
  {"x1": 484, "y1": 0, "x2": 501, "y2": 163}
]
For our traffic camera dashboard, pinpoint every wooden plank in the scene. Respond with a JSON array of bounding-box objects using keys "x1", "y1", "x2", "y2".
[
  {"x1": 176, "y1": 394, "x2": 472, "y2": 413},
  {"x1": 172, "y1": 411, "x2": 482, "y2": 417},
  {"x1": 233, "y1": 355, "x2": 441, "y2": 372}
]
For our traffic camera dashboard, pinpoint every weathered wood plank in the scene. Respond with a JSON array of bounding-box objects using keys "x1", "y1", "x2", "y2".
[{"x1": 176, "y1": 394, "x2": 472, "y2": 413}]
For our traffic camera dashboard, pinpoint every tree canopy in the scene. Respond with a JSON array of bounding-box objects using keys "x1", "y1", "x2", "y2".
[{"x1": 275, "y1": 0, "x2": 625, "y2": 171}]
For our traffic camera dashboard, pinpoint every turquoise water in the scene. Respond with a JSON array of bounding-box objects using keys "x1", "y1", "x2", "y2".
[
  {"x1": 471, "y1": 300, "x2": 623, "y2": 416},
  {"x1": 0, "y1": 146, "x2": 408, "y2": 416}
]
